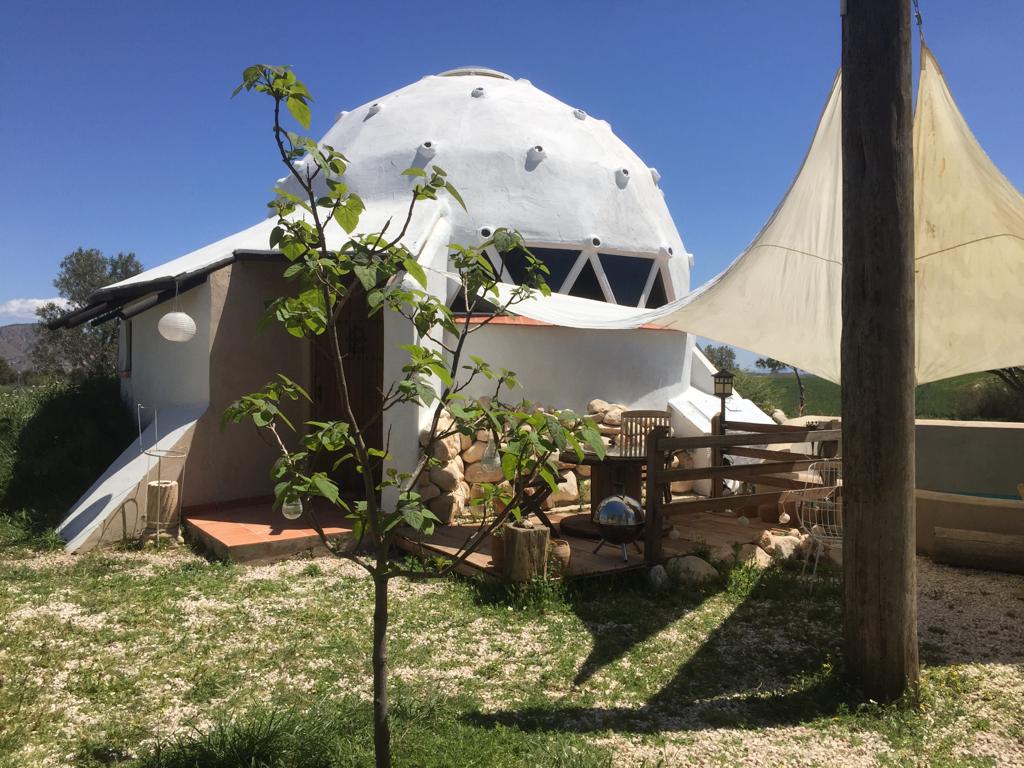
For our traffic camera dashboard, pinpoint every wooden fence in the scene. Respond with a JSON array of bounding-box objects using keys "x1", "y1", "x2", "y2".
[{"x1": 643, "y1": 419, "x2": 841, "y2": 563}]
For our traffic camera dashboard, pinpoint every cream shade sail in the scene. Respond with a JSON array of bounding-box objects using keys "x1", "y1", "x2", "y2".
[{"x1": 489, "y1": 46, "x2": 1024, "y2": 385}]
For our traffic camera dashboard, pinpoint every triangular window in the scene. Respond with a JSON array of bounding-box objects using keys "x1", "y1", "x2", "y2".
[
  {"x1": 645, "y1": 267, "x2": 668, "y2": 308},
  {"x1": 599, "y1": 254, "x2": 652, "y2": 307},
  {"x1": 567, "y1": 257, "x2": 606, "y2": 301},
  {"x1": 500, "y1": 247, "x2": 578, "y2": 292}
]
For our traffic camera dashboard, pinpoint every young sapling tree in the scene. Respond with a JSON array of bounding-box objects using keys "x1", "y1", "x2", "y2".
[{"x1": 223, "y1": 65, "x2": 604, "y2": 768}]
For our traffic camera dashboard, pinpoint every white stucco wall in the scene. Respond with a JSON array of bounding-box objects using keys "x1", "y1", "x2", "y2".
[
  {"x1": 454, "y1": 322, "x2": 691, "y2": 412},
  {"x1": 124, "y1": 284, "x2": 212, "y2": 423}
]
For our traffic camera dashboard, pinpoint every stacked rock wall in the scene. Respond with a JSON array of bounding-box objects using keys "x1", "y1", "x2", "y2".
[
  {"x1": 416, "y1": 401, "x2": 619, "y2": 524},
  {"x1": 417, "y1": 399, "x2": 698, "y2": 524}
]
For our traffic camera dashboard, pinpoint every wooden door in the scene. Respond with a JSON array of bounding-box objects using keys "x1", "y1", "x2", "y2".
[{"x1": 312, "y1": 292, "x2": 384, "y2": 494}]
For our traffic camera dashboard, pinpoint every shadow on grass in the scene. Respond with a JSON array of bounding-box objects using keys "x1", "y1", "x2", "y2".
[
  {"x1": 564, "y1": 569, "x2": 717, "y2": 686},
  {"x1": 466, "y1": 566, "x2": 856, "y2": 735},
  {"x1": 465, "y1": 566, "x2": 718, "y2": 686}
]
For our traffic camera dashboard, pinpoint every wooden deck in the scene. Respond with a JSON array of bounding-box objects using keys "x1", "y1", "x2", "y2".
[
  {"x1": 396, "y1": 507, "x2": 786, "y2": 579},
  {"x1": 184, "y1": 495, "x2": 788, "y2": 575}
]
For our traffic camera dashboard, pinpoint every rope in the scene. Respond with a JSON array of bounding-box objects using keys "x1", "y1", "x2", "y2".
[{"x1": 912, "y1": 0, "x2": 925, "y2": 44}]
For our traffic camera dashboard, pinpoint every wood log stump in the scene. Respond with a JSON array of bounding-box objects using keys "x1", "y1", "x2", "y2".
[{"x1": 503, "y1": 523, "x2": 549, "y2": 582}]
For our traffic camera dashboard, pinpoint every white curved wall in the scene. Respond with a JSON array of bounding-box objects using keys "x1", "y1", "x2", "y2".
[{"x1": 456, "y1": 323, "x2": 692, "y2": 412}]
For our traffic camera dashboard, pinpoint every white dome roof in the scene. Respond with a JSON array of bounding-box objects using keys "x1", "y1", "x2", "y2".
[{"x1": 283, "y1": 68, "x2": 692, "y2": 304}]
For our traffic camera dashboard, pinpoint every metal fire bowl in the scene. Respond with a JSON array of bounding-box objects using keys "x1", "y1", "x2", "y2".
[{"x1": 593, "y1": 495, "x2": 645, "y2": 544}]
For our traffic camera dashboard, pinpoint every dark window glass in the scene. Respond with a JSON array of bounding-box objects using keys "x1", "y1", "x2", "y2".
[
  {"x1": 599, "y1": 254, "x2": 653, "y2": 307},
  {"x1": 567, "y1": 257, "x2": 606, "y2": 301},
  {"x1": 500, "y1": 247, "x2": 579, "y2": 292},
  {"x1": 646, "y1": 267, "x2": 668, "y2": 308}
]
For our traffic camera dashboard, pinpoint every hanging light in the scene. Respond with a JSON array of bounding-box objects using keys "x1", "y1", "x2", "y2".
[
  {"x1": 479, "y1": 439, "x2": 501, "y2": 473},
  {"x1": 281, "y1": 497, "x2": 303, "y2": 521},
  {"x1": 158, "y1": 312, "x2": 196, "y2": 342},
  {"x1": 158, "y1": 281, "x2": 196, "y2": 343}
]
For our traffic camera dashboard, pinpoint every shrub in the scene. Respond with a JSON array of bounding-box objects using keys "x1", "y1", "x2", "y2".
[
  {"x1": 0, "y1": 375, "x2": 135, "y2": 534},
  {"x1": 734, "y1": 370, "x2": 783, "y2": 414},
  {"x1": 953, "y1": 375, "x2": 1024, "y2": 422}
]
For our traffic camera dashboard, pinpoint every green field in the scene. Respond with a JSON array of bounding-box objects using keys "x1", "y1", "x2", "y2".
[{"x1": 753, "y1": 371, "x2": 1007, "y2": 420}]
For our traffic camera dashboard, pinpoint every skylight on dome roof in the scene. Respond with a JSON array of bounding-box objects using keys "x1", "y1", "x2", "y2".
[{"x1": 436, "y1": 66, "x2": 512, "y2": 80}]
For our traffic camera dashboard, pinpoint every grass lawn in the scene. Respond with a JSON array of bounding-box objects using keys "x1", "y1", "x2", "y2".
[
  {"x1": 757, "y1": 372, "x2": 994, "y2": 420},
  {"x1": 1, "y1": 534, "x2": 1022, "y2": 767}
]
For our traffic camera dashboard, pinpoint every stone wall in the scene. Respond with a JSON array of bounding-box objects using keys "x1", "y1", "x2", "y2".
[{"x1": 418, "y1": 399, "x2": 696, "y2": 523}]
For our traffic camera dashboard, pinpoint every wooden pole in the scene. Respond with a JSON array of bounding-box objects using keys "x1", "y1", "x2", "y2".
[
  {"x1": 840, "y1": 0, "x2": 919, "y2": 700},
  {"x1": 710, "y1": 412, "x2": 722, "y2": 498},
  {"x1": 644, "y1": 425, "x2": 669, "y2": 565}
]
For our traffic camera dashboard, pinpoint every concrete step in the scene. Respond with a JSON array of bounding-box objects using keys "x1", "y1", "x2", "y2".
[{"x1": 184, "y1": 500, "x2": 355, "y2": 564}]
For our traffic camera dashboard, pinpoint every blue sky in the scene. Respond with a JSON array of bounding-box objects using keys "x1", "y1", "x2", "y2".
[{"x1": 2, "y1": 1, "x2": 1022, "y2": 366}]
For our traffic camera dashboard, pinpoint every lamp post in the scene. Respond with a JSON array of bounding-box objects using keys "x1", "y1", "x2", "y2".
[
  {"x1": 712, "y1": 369, "x2": 734, "y2": 435},
  {"x1": 710, "y1": 369, "x2": 734, "y2": 499}
]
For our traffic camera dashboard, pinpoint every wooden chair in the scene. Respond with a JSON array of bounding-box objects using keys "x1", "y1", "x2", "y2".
[
  {"x1": 619, "y1": 410, "x2": 673, "y2": 457},
  {"x1": 619, "y1": 410, "x2": 673, "y2": 503}
]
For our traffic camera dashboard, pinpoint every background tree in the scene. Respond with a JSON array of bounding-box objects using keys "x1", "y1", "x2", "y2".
[
  {"x1": 33, "y1": 248, "x2": 142, "y2": 375},
  {"x1": 224, "y1": 65, "x2": 603, "y2": 768},
  {"x1": 756, "y1": 356, "x2": 806, "y2": 416},
  {"x1": 990, "y1": 367, "x2": 1024, "y2": 399},
  {"x1": 700, "y1": 342, "x2": 736, "y2": 372},
  {"x1": 0, "y1": 358, "x2": 18, "y2": 386}
]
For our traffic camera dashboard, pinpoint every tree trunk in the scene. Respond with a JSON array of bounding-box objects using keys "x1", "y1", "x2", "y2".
[
  {"x1": 372, "y1": 573, "x2": 392, "y2": 768},
  {"x1": 792, "y1": 367, "x2": 806, "y2": 416},
  {"x1": 840, "y1": 0, "x2": 919, "y2": 701}
]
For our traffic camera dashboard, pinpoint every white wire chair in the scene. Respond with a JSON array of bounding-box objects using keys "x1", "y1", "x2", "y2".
[{"x1": 799, "y1": 460, "x2": 842, "y2": 579}]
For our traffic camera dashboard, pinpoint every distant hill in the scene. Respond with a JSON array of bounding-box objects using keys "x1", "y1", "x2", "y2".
[{"x1": 0, "y1": 323, "x2": 38, "y2": 371}]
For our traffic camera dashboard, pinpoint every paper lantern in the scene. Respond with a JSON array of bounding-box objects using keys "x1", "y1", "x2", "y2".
[{"x1": 158, "y1": 311, "x2": 196, "y2": 343}]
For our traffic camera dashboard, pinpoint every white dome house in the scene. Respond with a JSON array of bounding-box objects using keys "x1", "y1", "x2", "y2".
[
  {"x1": 52, "y1": 67, "x2": 770, "y2": 554},
  {"x1": 281, "y1": 66, "x2": 690, "y2": 311}
]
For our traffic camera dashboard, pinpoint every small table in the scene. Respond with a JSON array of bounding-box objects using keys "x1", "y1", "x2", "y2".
[{"x1": 560, "y1": 446, "x2": 648, "y2": 515}]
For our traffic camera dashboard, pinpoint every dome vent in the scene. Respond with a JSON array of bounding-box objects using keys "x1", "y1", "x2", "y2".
[{"x1": 436, "y1": 66, "x2": 513, "y2": 80}]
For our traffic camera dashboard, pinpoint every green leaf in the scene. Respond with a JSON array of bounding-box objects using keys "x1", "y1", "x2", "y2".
[
  {"x1": 403, "y1": 258, "x2": 427, "y2": 289},
  {"x1": 444, "y1": 182, "x2": 466, "y2": 211},
  {"x1": 333, "y1": 195, "x2": 364, "y2": 234},
  {"x1": 312, "y1": 474, "x2": 339, "y2": 504},
  {"x1": 401, "y1": 167, "x2": 427, "y2": 178},
  {"x1": 426, "y1": 362, "x2": 454, "y2": 388},
  {"x1": 286, "y1": 97, "x2": 312, "y2": 129}
]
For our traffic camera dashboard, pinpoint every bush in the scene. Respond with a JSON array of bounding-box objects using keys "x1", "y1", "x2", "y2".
[
  {"x1": 733, "y1": 371, "x2": 783, "y2": 414},
  {"x1": 0, "y1": 376, "x2": 135, "y2": 535},
  {"x1": 954, "y1": 375, "x2": 1024, "y2": 421}
]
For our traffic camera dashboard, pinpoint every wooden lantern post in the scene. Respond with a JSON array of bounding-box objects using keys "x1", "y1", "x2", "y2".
[{"x1": 840, "y1": 0, "x2": 920, "y2": 699}]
